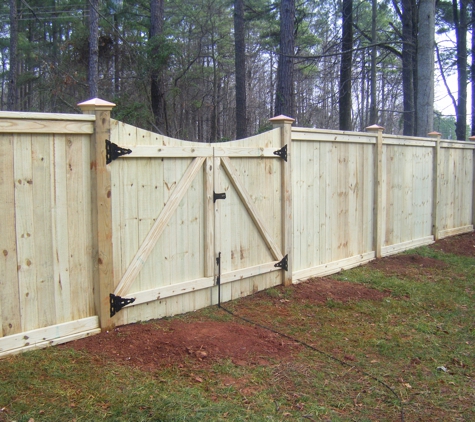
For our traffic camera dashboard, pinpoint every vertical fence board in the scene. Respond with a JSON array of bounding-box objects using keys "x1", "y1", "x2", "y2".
[
  {"x1": 66, "y1": 135, "x2": 94, "y2": 321},
  {"x1": 322, "y1": 142, "x2": 333, "y2": 265},
  {"x1": 80, "y1": 134, "x2": 94, "y2": 316},
  {"x1": 291, "y1": 141, "x2": 305, "y2": 270},
  {"x1": 51, "y1": 135, "x2": 72, "y2": 324},
  {"x1": 363, "y1": 143, "x2": 375, "y2": 252},
  {"x1": 14, "y1": 135, "x2": 39, "y2": 332},
  {"x1": 204, "y1": 157, "x2": 214, "y2": 278},
  {"x1": 0, "y1": 134, "x2": 20, "y2": 336},
  {"x1": 31, "y1": 134, "x2": 55, "y2": 328}
]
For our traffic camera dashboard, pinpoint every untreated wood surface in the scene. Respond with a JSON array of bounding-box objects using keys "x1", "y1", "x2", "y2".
[{"x1": 1, "y1": 109, "x2": 474, "y2": 357}]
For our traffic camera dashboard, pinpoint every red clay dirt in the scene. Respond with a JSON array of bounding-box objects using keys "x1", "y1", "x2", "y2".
[
  {"x1": 430, "y1": 230, "x2": 475, "y2": 257},
  {"x1": 65, "y1": 233, "x2": 473, "y2": 372}
]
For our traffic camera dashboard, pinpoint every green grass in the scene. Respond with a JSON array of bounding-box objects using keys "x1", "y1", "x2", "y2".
[{"x1": 1, "y1": 245, "x2": 474, "y2": 421}]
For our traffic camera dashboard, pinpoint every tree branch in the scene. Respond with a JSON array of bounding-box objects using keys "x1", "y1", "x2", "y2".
[{"x1": 435, "y1": 41, "x2": 458, "y2": 113}]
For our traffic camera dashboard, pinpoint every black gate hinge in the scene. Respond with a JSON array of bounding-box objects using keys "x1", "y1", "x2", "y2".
[
  {"x1": 213, "y1": 191, "x2": 226, "y2": 202},
  {"x1": 110, "y1": 293, "x2": 135, "y2": 317},
  {"x1": 273, "y1": 144, "x2": 287, "y2": 162},
  {"x1": 274, "y1": 254, "x2": 288, "y2": 271},
  {"x1": 106, "y1": 140, "x2": 132, "y2": 164}
]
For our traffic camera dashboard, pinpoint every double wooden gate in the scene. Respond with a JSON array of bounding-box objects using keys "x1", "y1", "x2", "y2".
[{"x1": 107, "y1": 120, "x2": 292, "y2": 325}]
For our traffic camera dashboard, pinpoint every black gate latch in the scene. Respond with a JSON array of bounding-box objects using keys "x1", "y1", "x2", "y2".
[{"x1": 213, "y1": 192, "x2": 226, "y2": 202}]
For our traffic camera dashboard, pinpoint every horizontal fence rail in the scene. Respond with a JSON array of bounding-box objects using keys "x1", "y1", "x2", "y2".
[{"x1": 1, "y1": 101, "x2": 474, "y2": 357}]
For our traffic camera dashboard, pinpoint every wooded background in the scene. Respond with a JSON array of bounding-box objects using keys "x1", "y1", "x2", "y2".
[{"x1": 1, "y1": 0, "x2": 474, "y2": 141}]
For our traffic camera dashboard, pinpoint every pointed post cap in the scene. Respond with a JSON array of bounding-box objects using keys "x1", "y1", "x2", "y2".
[
  {"x1": 78, "y1": 98, "x2": 116, "y2": 112},
  {"x1": 365, "y1": 124, "x2": 384, "y2": 132},
  {"x1": 428, "y1": 131, "x2": 442, "y2": 139},
  {"x1": 269, "y1": 115, "x2": 295, "y2": 125}
]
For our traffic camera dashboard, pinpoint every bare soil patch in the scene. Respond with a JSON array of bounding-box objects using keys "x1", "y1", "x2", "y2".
[
  {"x1": 368, "y1": 254, "x2": 449, "y2": 280},
  {"x1": 430, "y1": 231, "x2": 475, "y2": 257},
  {"x1": 67, "y1": 278, "x2": 388, "y2": 371},
  {"x1": 67, "y1": 320, "x2": 302, "y2": 371},
  {"x1": 293, "y1": 277, "x2": 390, "y2": 303}
]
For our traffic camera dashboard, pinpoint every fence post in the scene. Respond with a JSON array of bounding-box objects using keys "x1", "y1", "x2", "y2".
[
  {"x1": 366, "y1": 125, "x2": 384, "y2": 258},
  {"x1": 429, "y1": 132, "x2": 441, "y2": 240},
  {"x1": 470, "y1": 136, "x2": 475, "y2": 231},
  {"x1": 78, "y1": 98, "x2": 116, "y2": 330},
  {"x1": 270, "y1": 115, "x2": 294, "y2": 286}
]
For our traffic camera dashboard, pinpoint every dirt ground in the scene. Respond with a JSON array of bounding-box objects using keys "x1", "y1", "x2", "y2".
[{"x1": 66, "y1": 232, "x2": 475, "y2": 372}]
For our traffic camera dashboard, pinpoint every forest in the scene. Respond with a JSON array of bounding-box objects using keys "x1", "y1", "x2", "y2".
[{"x1": 1, "y1": 0, "x2": 474, "y2": 142}]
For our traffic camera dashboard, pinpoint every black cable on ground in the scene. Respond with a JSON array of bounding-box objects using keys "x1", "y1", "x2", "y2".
[{"x1": 217, "y1": 298, "x2": 405, "y2": 422}]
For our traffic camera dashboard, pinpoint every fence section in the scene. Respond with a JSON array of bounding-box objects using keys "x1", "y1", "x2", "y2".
[
  {"x1": 0, "y1": 111, "x2": 100, "y2": 357},
  {"x1": 291, "y1": 128, "x2": 475, "y2": 282},
  {"x1": 291, "y1": 129, "x2": 376, "y2": 280},
  {"x1": 381, "y1": 136, "x2": 436, "y2": 255},
  {"x1": 437, "y1": 141, "x2": 475, "y2": 238},
  {"x1": 1, "y1": 103, "x2": 474, "y2": 357}
]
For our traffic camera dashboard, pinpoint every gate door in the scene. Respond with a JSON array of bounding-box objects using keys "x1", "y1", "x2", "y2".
[
  {"x1": 108, "y1": 124, "x2": 287, "y2": 322},
  {"x1": 212, "y1": 142, "x2": 286, "y2": 303}
]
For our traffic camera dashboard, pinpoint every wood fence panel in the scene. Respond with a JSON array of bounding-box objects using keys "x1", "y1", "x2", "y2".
[
  {"x1": 382, "y1": 141, "x2": 434, "y2": 254},
  {"x1": 292, "y1": 133, "x2": 376, "y2": 280},
  {"x1": 0, "y1": 112, "x2": 99, "y2": 355},
  {"x1": 438, "y1": 144, "x2": 474, "y2": 238}
]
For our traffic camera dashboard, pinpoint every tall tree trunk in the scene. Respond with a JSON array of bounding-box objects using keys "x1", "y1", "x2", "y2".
[
  {"x1": 274, "y1": 0, "x2": 295, "y2": 117},
  {"x1": 339, "y1": 0, "x2": 353, "y2": 130},
  {"x1": 401, "y1": 0, "x2": 416, "y2": 135},
  {"x1": 270, "y1": 52, "x2": 274, "y2": 118},
  {"x1": 369, "y1": 0, "x2": 378, "y2": 125},
  {"x1": 416, "y1": 0, "x2": 435, "y2": 137},
  {"x1": 150, "y1": 0, "x2": 167, "y2": 134},
  {"x1": 211, "y1": 40, "x2": 218, "y2": 142},
  {"x1": 453, "y1": 0, "x2": 467, "y2": 140},
  {"x1": 114, "y1": 13, "x2": 120, "y2": 95},
  {"x1": 7, "y1": 0, "x2": 18, "y2": 111},
  {"x1": 472, "y1": 2, "x2": 475, "y2": 136},
  {"x1": 234, "y1": 0, "x2": 247, "y2": 139},
  {"x1": 88, "y1": 0, "x2": 99, "y2": 98}
]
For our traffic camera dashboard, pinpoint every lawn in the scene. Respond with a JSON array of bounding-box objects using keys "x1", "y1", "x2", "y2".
[{"x1": 1, "y1": 233, "x2": 474, "y2": 421}]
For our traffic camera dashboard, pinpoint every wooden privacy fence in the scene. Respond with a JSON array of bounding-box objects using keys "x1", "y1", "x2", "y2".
[{"x1": 1, "y1": 98, "x2": 474, "y2": 357}]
